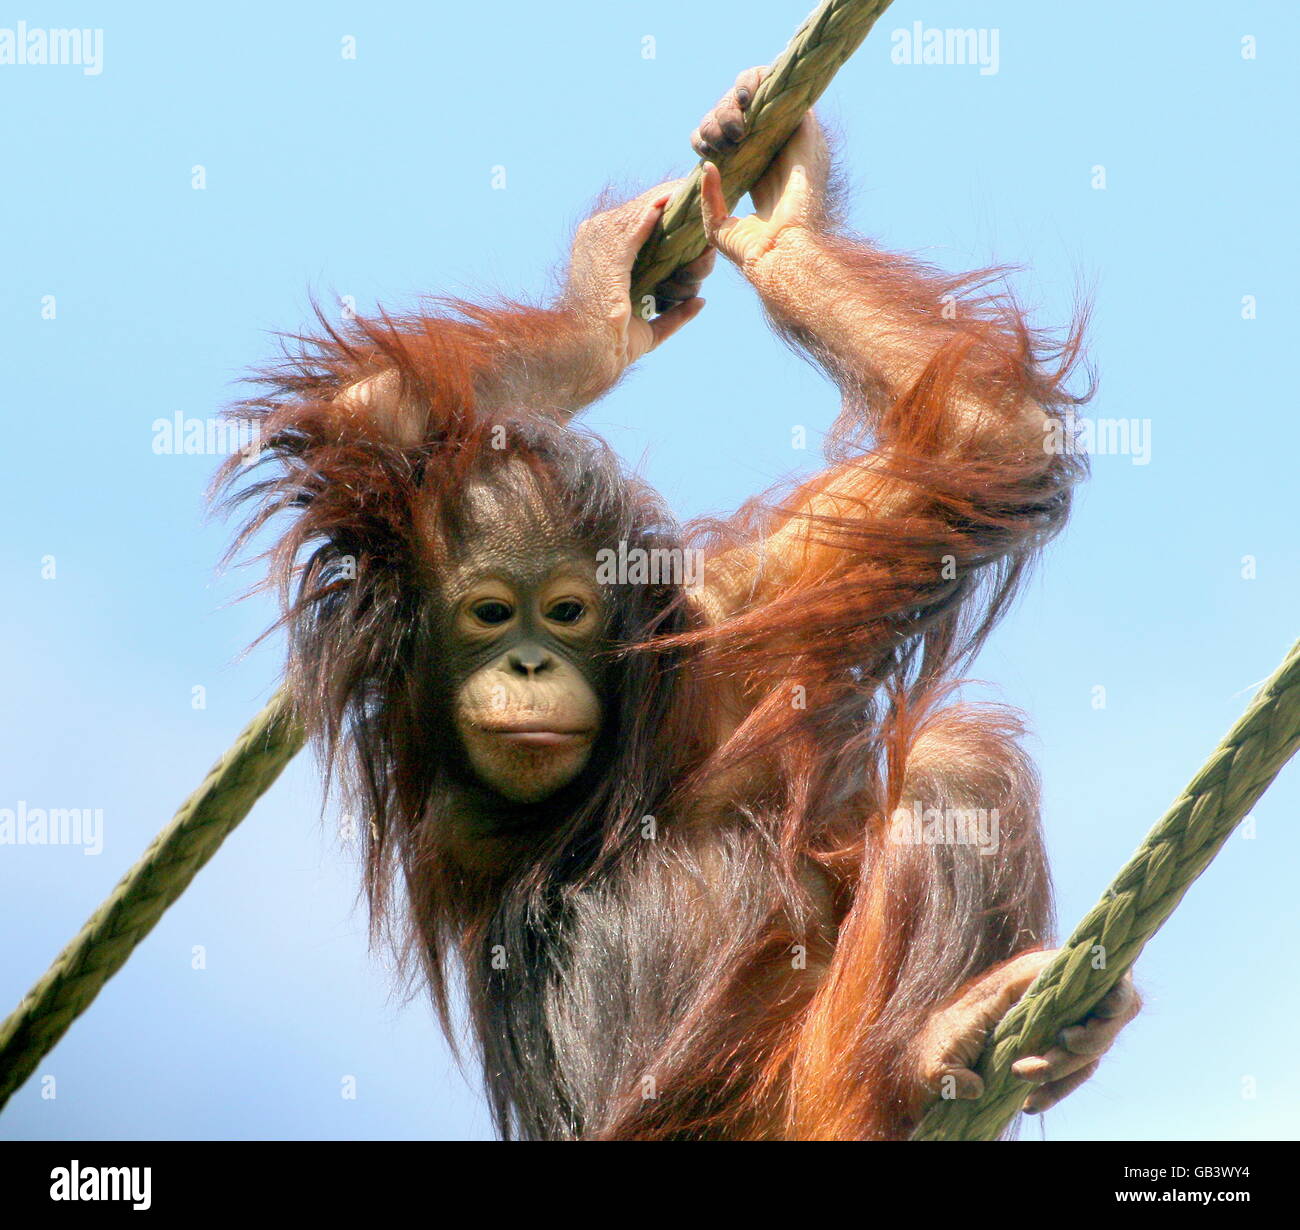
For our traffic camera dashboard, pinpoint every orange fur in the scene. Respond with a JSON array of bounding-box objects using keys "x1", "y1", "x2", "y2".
[{"x1": 219, "y1": 213, "x2": 1088, "y2": 1139}]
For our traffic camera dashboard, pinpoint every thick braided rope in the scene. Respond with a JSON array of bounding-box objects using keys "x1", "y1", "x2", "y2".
[
  {"x1": 0, "y1": 692, "x2": 304, "y2": 1109},
  {"x1": 629, "y1": 0, "x2": 895, "y2": 305},
  {"x1": 914, "y1": 639, "x2": 1300, "y2": 1140}
]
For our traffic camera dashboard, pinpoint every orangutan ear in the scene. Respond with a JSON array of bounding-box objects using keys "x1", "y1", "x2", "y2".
[{"x1": 335, "y1": 368, "x2": 428, "y2": 448}]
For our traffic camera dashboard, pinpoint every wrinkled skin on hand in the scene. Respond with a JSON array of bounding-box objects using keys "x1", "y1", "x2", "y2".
[
  {"x1": 561, "y1": 182, "x2": 714, "y2": 375},
  {"x1": 694, "y1": 66, "x2": 833, "y2": 275},
  {"x1": 910, "y1": 950, "x2": 1142, "y2": 1120}
]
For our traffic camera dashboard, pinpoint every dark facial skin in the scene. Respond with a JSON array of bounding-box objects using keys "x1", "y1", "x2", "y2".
[{"x1": 437, "y1": 482, "x2": 607, "y2": 805}]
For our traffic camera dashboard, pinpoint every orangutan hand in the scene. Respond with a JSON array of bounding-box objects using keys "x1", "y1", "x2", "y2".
[
  {"x1": 911, "y1": 950, "x2": 1141, "y2": 1120},
  {"x1": 694, "y1": 65, "x2": 832, "y2": 276},
  {"x1": 563, "y1": 181, "x2": 713, "y2": 371}
]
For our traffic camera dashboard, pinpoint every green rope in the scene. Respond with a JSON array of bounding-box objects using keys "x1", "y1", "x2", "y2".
[
  {"x1": 914, "y1": 639, "x2": 1300, "y2": 1140},
  {"x1": 0, "y1": 692, "x2": 304, "y2": 1110},
  {"x1": 629, "y1": 0, "x2": 895, "y2": 305}
]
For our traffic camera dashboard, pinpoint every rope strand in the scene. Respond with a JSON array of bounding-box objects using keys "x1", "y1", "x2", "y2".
[
  {"x1": 0, "y1": 693, "x2": 303, "y2": 1109},
  {"x1": 913, "y1": 639, "x2": 1300, "y2": 1140}
]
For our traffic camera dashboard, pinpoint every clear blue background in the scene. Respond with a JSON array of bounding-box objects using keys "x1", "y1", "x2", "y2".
[{"x1": 2, "y1": 0, "x2": 1296, "y2": 1142}]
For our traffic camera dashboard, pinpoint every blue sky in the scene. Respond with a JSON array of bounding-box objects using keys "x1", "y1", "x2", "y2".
[{"x1": 1, "y1": 0, "x2": 1297, "y2": 1141}]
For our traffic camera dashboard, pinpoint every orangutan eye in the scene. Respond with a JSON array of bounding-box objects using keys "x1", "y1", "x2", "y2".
[
  {"x1": 472, "y1": 599, "x2": 514, "y2": 625},
  {"x1": 546, "y1": 599, "x2": 586, "y2": 625}
]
